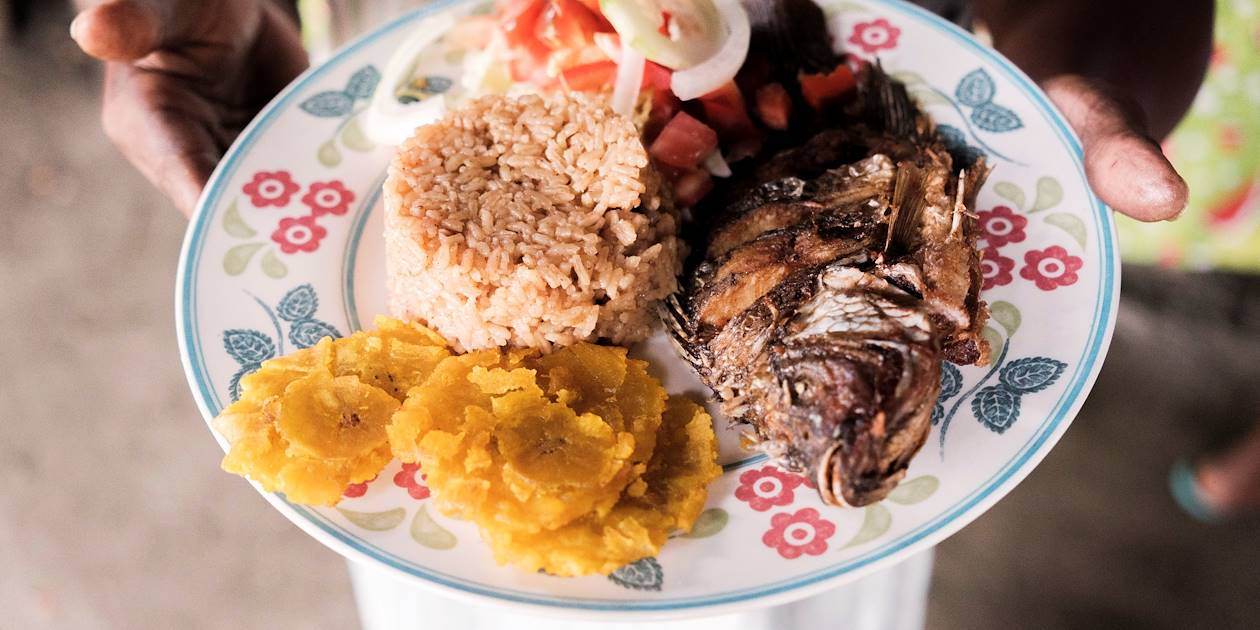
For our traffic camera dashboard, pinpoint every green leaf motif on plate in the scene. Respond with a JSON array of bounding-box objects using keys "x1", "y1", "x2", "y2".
[
  {"x1": 301, "y1": 90, "x2": 354, "y2": 117},
  {"x1": 318, "y1": 139, "x2": 341, "y2": 167},
  {"x1": 971, "y1": 102, "x2": 1023, "y2": 133},
  {"x1": 609, "y1": 557, "x2": 663, "y2": 591},
  {"x1": 908, "y1": 86, "x2": 950, "y2": 107},
  {"x1": 683, "y1": 508, "x2": 729, "y2": 539},
  {"x1": 222, "y1": 199, "x2": 256, "y2": 238},
  {"x1": 444, "y1": 48, "x2": 466, "y2": 64},
  {"x1": 276, "y1": 284, "x2": 318, "y2": 321},
  {"x1": 223, "y1": 243, "x2": 264, "y2": 275},
  {"x1": 223, "y1": 329, "x2": 275, "y2": 365},
  {"x1": 889, "y1": 71, "x2": 925, "y2": 85},
  {"x1": 411, "y1": 506, "x2": 457, "y2": 549},
  {"x1": 260, "y1": 249, "x2": 288, "y2": 278},
  {"x1": 340, "y1": 117, "x2": 375, "y2": 152},
  {"x1": 992, "y1": 181, "x2": 1025, "y2": 210},
  {"x1": 939, "y1": 363, "x2": 963, "y2": 400},
  {"x1": 999, "y1": 357, "x2": 1067, "y2": 394},
  {"x1": 843, "y1": 504, "x2": 891, "y2": 548},
  {"x1": 1044, "y1": 213, "x2": 1087, "y2": 248},
  {"x1": 1032, "y1": 176, "x2": 1064, "y2": 212},
  {"x1": 981, "y1": 325, "x2": 1004, "y2": 353},
  {"x1": 289, "y1": 319, "x2": 341, "y2": 349},
  {"x1": 339, "y1": 506, "x2": 406, "y2": 531},
  {"x1": 824, "y1": 1, "x2": 868, "y2": 17},
  {"x1": 344, "y1": 65, "x2": 381, "y2": 100},
  {"x1": 955, "y1": 68, "x2": 995, "y2": 107},
  {"x1": 228, "y1": 364, "x2": 257, "y2": 402},
  {"x1": 888, "y1": 476, "x2": 939, "y2": 505},
  {"x1": 989, "y1": 301, "x2": 1021, "y2": 337},
  {"x1": 971, "y1": 385, "x2": 1021, "y2": 434}
]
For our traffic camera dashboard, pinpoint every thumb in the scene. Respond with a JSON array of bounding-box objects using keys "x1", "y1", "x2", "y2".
[
  {"x1": 70, "y1": 0, "x2": 176, "y2": 61},
  {"x1": 1042, "y1": 75, "x2": 1189, "y2": 222}
]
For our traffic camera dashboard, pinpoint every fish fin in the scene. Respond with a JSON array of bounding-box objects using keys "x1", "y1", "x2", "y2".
[
  {"x1": 886, "y1": 163, "x2": 927, "y2": 254},
  {"x1": 863, "y1": 61, "x2": 921, "y2": 140},
  {"x1": 884, "y1": 170, "x2": 904, "y2": 254},
  {"x1": 963, "y1": 158, "x2": 992, "y2": 207},
  {"x1": 659, "y1": 295, "x2": 703, "y2": 368}
]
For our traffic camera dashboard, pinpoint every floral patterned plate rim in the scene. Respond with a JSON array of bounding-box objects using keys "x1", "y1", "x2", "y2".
[{"x1": 176, "y1": 0, "x2": 1118, "y2": 619}]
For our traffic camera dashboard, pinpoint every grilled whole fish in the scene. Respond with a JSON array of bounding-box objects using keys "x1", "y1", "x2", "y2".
[{"x1": 665, "y1": 65, "x2": 991, "y2": 507}]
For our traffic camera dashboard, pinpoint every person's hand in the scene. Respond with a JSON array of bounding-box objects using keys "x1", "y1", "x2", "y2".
[
  {"x1": 1040, "y1": 76, "x2": 1189, "y2": 222},
  {"x1": 975, "y1": 0, "x2": 1214, "y2": 222},
  {"x1": 71, "y1": 0, "x2": 308, "y2": 216}
]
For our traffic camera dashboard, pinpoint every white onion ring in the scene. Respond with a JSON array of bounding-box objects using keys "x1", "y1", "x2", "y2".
[
  {"x1": 363, "y1": 13, "x2": 460, "y2": 145},
  {"x1": 703, "y1": 150, "x2": 732, "y2": 177},
  {"x1": 670, "y1": 0, "x2": 750, "y2": 101},
  {"x1": 611, "y1": 48, "x2": 645, "y2": 117}
]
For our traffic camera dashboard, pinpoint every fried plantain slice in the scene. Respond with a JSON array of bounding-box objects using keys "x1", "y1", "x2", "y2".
[
  {"x1": 215, "y1": 319, "x2": 447, "y2": 506},
  {"x1": 278, "y1": 370, "x2": 400, "y2": 459},
  {"x1": 479, "y1": 397, "x2": 720, "y2": 576}
]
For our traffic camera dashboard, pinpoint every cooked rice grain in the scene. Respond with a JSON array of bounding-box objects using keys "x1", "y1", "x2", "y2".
[{"x1": 384, "y1": 93, "x2": 682, "y2": 352}]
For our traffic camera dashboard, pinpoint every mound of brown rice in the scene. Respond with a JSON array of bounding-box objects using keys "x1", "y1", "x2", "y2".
[{"x1": 383, "y1": 92, "x2": 682, "y2": 351}]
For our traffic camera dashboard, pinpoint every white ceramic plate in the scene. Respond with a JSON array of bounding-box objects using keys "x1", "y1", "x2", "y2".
[{"x1": 177, "y1": 0, "x2": 1118, "y2": 619}]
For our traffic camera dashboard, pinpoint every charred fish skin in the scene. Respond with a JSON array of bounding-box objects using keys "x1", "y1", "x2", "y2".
[
  {"x1": 745, "y1": 267, "x2": 942, "y2": 507},
  {"x1": 668, "y1": 63, "x2": 990, "y2": 507}
]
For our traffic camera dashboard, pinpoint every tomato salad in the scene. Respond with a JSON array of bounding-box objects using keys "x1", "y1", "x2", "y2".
[{"x1": 372, "y1": 0, "x2": 862, "y2": 208}]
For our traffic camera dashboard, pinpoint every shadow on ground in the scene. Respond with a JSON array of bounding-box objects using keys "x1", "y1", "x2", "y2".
[{"x1": 930, "y1": 266, "x2": 1260, "y2": 629}]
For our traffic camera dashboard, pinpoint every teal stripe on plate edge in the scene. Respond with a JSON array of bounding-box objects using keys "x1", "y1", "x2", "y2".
[{"x1": 176, "y1": 0, "x2": 1117, "y2": 612}]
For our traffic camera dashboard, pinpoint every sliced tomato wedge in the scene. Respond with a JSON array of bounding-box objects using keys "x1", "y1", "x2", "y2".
[
  {"x1": 560, "y1": 60, "x2": 618, "y2": 91},
  {"x1": 755, "y1": 82, "x2": 791, "y2": 130},
  {"x1": 500, "y1": 0, "x2": 554, "y2": 82},
  {"x1": 698, "y1": 81, "x2": 762, "y2": 161},
  {"x1": 639, "y1": 62, "x2": 679, "y2": 142},
  {"x1": 643, "y1": 86, "x2": 681, "y2": 144},
  {"x1": 671, "y1": 168, "x2": 714, "y2": 208},
  {"x1": 641, "y1": 60, "x2": 672, "y2": 91},
  {"x1": 649, "y1": 112, "x2": 719, "y2": 169},
  {"x1": 537, "y1": 0, "x2": 609, "y2": 50},
  {"x1": 501, "y1": 0, "x2": 547, "y2": 48},
  {"x1": 510, "y1": 48, "x2": 550, "y2": 83},
  {"x1": 799, "y1": 64, "x2": 857, "y2": 111}
]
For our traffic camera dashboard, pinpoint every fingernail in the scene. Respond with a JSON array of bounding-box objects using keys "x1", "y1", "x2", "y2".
[{"x1": 69, "y1": 13, "x2": 84, "y2": 41}]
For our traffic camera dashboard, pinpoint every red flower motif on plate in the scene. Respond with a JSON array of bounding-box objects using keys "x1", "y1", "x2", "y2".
[
  {"x1": 393, "y1": 462, "x2": 430, "y2": 500},
  {"x1": 343, "y1": 474, "x2": 378, "y2": 498},
  {"x1": 271, "y1": 215, "x2": 326, "y2": 254},
  {"x1": 302, "y1": 180, "x2": 356, "y2": 217},
  {"x1": 977, "y1": 205, "x2": 1027, "y2": 248},
  {"x1": 849, "y1": 19, "x2": 900, "y2": 54},
  {"x1": 980, "y1": 247, "x2": 1015, "y2": 290},
  {"x1": 762, "y1": 508, "x2": 836, "y2": 559},
  {"x1": 1020, "y1": 246, "x2": 1083, "y2": 291},
  {"x1": 736, "y1": 466, "x2": 804, "y2": 512},
  {"x1": 243, "y1": 170, "x2": 300, "y2": 207}
]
